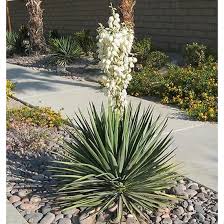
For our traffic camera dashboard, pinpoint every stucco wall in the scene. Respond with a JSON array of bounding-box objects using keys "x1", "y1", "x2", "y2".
[{"x1": 8, "y1": 0, "x2": 217, "y2": 51}]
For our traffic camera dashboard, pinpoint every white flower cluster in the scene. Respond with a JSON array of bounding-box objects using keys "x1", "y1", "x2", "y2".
[{"x1": 97, "y1": 6, "x2": 137, "y2": 113}]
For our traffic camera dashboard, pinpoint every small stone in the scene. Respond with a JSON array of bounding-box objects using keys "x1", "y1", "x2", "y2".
[
  {"x1": 18, "y1": 189, "x2": 30, "y2": 198},
  {"x1": 173, "y1": 219, "x2": 183, "y2": 224},
  {"x1": 30, "y1": 195, "x2": 42, "y2": 203},
  {"x1": 155, "y1": 216, "x2": 162, "y2": 223},
  {"x1": 173, "y1": 184, "x2": 186, "y2": 196},
  {"x1": 185, "y1": 189, "x2": 197, "y2": 198},
  {"x1": 195, "y1": 213, "x2": 205, "y2": 222},
  {"x1": 182, "y1": 201, "x2": 188, "y2": 208},
  {"x1": 183, "y1": 214, "x2": 191, "y2": 223},
  {"x1": 29, "y1": 213, "x2": 44, "y2": 224},
  {"x1": 42, "y1": 206, "x2": 51, "y2": 214},
  {"x1": 62, "y1": 208, "x2": 80, "y2": 215},
  {"x1": 65, "y1": 214, "x2": 72, "y2": 219},
  {"x1": 39, "y1": 213, "x2": 55, "y2": 224},
  {"x1": 187, "y1": 205, "x2": 194, "y2": 212},
  {"x1": 162, "y1": 218, "x2": 172, "y2": 224},
  {"x1": 6, "y1": 185, "x2": 13, "y2": 193},
  {"x1": 188, "y1": 183, "x2": 199, "y2": 190},
  {"x1": 20, "y1": 202, "x2": 39, "y2": 211},
  {"x1": 79, "y1": 214, "x2": 96, "y2": 224},
  {"x1": 11, "y1": 189, "x2": 19, "y2": 194},
  {"x1": 194, "y1": 204, "x2": 205, "y2": 215},
  {"x1": 210, "y1": 216, "x2": 216, "y2": 224},
  {"x1": 9, "y1": 195, "x2": 20, "y2": 203},
  {"x1": 58, "y1": 218, "x2": 72, "y2": 224},
  {"x1": 71, "y1": 215, "x2": 79, "y2": 224},
  {"x1": 13, "y1": 201, "x2": 22, "y2": 207},
  {"x1": 173, "y1": 207, "x2": 184, "y2": 217},
  {"x1": 24, "y1": 214, "x2": 34, "y2": 221},
  {"x1": 189, "y1": 218, "x2": 197, "y2": 223},
  {"x1": 162, "y1": 214, "x2": 170, "y2": 219},
  {"x1": 126, "y1": 216, "x2": 138, "y2": 224},
  {"x1": 54, "y1": 214, "x2": 64, "y2": 222},
  {"x1": 197, "y1": 192, "x2": 206, "y2": 200},
  {"x1": 211, "y1": 203, "x2": 218, "y2": 212},
  {"x1": 22, "y1": 198, "x2": 29, "y2": 203}
]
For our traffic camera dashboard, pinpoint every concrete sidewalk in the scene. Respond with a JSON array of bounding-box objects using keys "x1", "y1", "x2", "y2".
[
  {"x1": 7, "y1": 200, "x2": 28, "y2": 224},
  {"x1": 7, "y1": 63, "x2": 218, "y2": 191}
]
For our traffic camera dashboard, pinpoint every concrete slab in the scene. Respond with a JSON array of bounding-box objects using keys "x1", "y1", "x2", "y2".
[
  {"x1": 6, "y1": 63, "x2": 218, "y2": 191},
  {"x1": 6, "y1": 200, "x2": 28, "y2": 224}
]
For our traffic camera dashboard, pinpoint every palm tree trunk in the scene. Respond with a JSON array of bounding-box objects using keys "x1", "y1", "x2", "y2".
[
  {"x1": 7, "y1": 0, "x2": 12, "y2": 32},
  {"x1": 25, "y1": 0, "x2": 46, "y2": 53},
  {"x1": 119, "y1": 0, "x2": 136, "y2": 28}
]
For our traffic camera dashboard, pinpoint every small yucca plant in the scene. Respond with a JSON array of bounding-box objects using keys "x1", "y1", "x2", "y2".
[
  {"x1": 50, "y1": 103, "x2": 179, "y2": 222},
  {"x1": 74, "y1": 29, "x2": 96, "y2": 55},
  {"x1": 49, "y1": 37, "x2": 81, "y2": 66}
]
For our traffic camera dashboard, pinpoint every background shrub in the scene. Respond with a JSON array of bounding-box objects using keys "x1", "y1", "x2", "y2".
[
  {"x1": 128, "y1": 68, "x2": 163, "y2": 96},
  {"x1": 146, "y1": 51, "x2": 169, "y2": 69},
  {"x1": 6, "y1": 80, "x2": 15, "y2": 100},
  {"x1": 6, "y1": 25, "x2": 30, "y2": 56},
  {"x1": 128, "y1": 61, "x2": 217, "y2": 121},
  {"x1": 47, "y1": 29, "x2": 61, "y2": 40},
  {"x1": 74, "y1": 30, "x2": 97, "y2": 56},
  {"x1": 49, "y1": 37, "x2": 81, "y2": 66},
  {"x1": 184, "y1": 42, "x2": 207, "y2": 66},
  {"x1": 7, "y1": 106, "x2": 65, "y2": 128},
  {"x1": 133, "y1": 37, "x2": 151, "y2": 64}
]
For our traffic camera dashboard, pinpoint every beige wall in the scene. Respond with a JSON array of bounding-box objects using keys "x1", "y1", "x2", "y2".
[{"x1": 8, "y1": 0, "x2": 217, "y2": 51}]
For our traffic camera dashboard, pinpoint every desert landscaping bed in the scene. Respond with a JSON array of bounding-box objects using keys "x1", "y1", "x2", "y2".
[
  {"x1": 7, "y1": 55, "x2": 104, "y2": 83},
  {"x1": 6, "y1": 99, "x2": 218, "y2": 224}
]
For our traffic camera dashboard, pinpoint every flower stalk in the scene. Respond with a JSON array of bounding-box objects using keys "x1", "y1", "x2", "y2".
[{"x1": 97, "y1": 5, "x2": 137, "y2": 113}]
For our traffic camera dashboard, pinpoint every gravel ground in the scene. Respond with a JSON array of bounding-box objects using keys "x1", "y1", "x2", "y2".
[
  {"x1": 6, "y1": 121, "x2": 218, "y2": 224},
  {"x1": 7, "y1": 55, "x2": 104, "y2": 82}
]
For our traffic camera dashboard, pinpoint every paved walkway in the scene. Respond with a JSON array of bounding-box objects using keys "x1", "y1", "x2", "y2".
[
  {"x1": 7, "y1": 63, "x2": 218, "y2": 191},
  {"x1": 7, "y1": 200, "x2": 28, "y2": 224}
]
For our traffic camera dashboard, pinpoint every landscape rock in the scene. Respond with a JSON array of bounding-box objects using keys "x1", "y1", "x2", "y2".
[
  {"x1": 58, "y1": 218, "x2": 72, "y2": 224},
  {"x1": 18, "y1": 189, "x2": 30, "y2": 198},
  {"x1": 162, "y1": 217, "x2": 172, "y2": 224},
  {"x1": 185, "y1": 189, "x2": 198, "y2": 198},
  {"x1": 39, "y1": 212, "x2": 55, "y2": 224},
  {"x1": 42, "y1": 205, "x2": 52, "y2": 214},
  {"x1": 62, "y1": 208, "x2": 80, "y2": 215},
  {"x1": 9, "y1": 195, "x2": 21, "y2": 203},
  {"x1": 29, "y1": 212, "x2": 44, "y2": 224}
]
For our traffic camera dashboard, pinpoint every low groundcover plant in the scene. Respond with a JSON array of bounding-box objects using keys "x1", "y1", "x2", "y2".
[{"x1": 50, "y1": 5, "x2": 180, "y2": 223}]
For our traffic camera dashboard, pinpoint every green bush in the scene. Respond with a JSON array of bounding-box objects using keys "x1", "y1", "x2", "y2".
[
  {"x1": 6, "y1": 25, "x2": 30, "y2": 56},
  {"x1": 6, "y1": 32, "x2": 19, "y2": 54},
  {"x1": 128, "y1": 68, "x2": 163, "y2": 96},
  {"x1": 146, "y1": 51, "x2": 169, "y2": 69},
  {"x1": 133, "y1": 37, "x2": 151, "y2": 64},
  {"x1": 184, "y1": 42, "x2": 207, "y2": 66},
  {"x1": 49, "y1": 37, "x2": 82, "y2": 66},
  {"x1": 74, "y1": 30, "x2": 97, "y2": 56},
  {"x1": 7, "y1": 106, "x2": 65, "y2": 128},
  {"x1": 6, "y1": 80, "x2": 15, "y2": 100},
  {"x1": 47, "y1": 29, "x2": 61, "y2": 40},
  {"x1": 128, "y1": 61, "x2": 217, "y2": 121},
  {"x1": 50, "y1": 104, "x2": 179, "y2": 221}
]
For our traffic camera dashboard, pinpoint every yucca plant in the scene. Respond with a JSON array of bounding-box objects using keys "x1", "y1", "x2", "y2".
[
  {"x1": 74, "y1": 30, "x2": 96, "y2": 56},
  {"x1": 49, "y1": 37, "x2": 81, "y2": 66},
  {"x1": 6, "y1": 31, "x2": 19, "y2": 56},
  {"x1": 50, "y1": 103, "x2": 180, "y2": 222}
]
